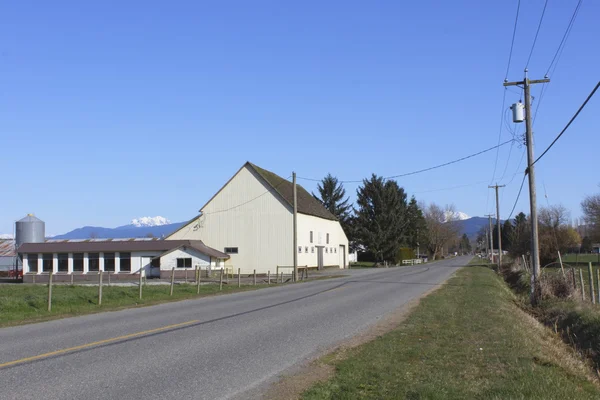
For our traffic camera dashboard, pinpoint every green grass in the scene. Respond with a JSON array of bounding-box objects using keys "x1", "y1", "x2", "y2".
[
  {"x1": 0, "y1": 282, "x2": 283, "y2": 327},
  {"x1": 561, "y1": 254, "x2": 600, "y2": 266},
  {"x1": 349, "y1": 262, "x2": 378, "y2": 268},
  {"x1": 303, "y1": 264, "x2": 600, "y2": 399}
]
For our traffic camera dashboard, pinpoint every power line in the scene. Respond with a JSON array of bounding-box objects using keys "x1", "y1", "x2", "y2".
[
  {"x1": 533, "y1": 80, "x2": 600, "y2": 166},
  {"x1": 298, "y1": 139, "x2": 515, "y2": 184},
  {"x1": 506, "y1": 172, "x2": 527, "y2": 221},
  {"x1": 525, "y1": 0, "x2": 549, "y2": 69},
  {"x1": 545, "y1": 0, "x2": 583, "y2": 77},
  {"x1": 490, "y1": 89, "x2": 508, "y2": 184},
  {"x1": 203, "y1": 175, "x2": 293, "y2": 215},
  {"x1": 532, "y1": 0, "x2": 582, "y2": 125},
  {"x1": 505, "y1": 0, "x2": 521, "y2": 79}
]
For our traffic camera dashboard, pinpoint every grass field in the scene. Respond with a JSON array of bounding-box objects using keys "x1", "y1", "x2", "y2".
[
  {"x1": 0, "y1": 282, "x2": 283, "y2": 327},
  {"x1": 303, "y1": 263, "x2": 600, "y2": 399},
  {"x1": 561, "y1": 254, "x2": 600, "y2": 265}
]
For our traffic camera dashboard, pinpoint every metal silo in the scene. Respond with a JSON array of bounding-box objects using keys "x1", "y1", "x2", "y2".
[{"x1": 15, "y1": 214, "x2": 45, "y2": 247}]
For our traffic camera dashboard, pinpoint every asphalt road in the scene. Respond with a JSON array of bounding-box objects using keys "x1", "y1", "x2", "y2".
[{"x1": 0, "y1": 256, "x2": 469, "y2": 400}]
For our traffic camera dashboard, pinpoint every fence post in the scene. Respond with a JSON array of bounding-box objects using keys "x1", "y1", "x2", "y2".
[
  {"x1": 558, "y1": 251, "x2": 565, "y2": 277},
  {"x1": 139, "y1": 269, "x2": 143, "y2": 299},
  {"x1": 580, "y1": 269, "x2": 586, "y2": 301},
  {"x1": 276, "y1": 266, "x2": 279, "y2": 283},
  {"x1": 589, "y1": 263, "x2": 596, "y2": 304},
  {"x1": 185, "y1": 268, "x2": 188, "y2": 283},
  {"x1": 170, "y1": 267, "x2": 175, "y2": 296},
  {"x1": 98, "y1": 271, "x2": 103, "y2": 306},
  {"x1": 305, "y1": 265, "x2": 308, "y2": 279},
  {"x1": 238, "y1": 268, "x2": 241, "y2": 288},
  {"x1": 47, "y1": 271, "x2": 53, "y2": 312},
  {"x1": 572, "y1": 268, "x2": 577, "y2": 290},
  {"x1": 70, "y1": 273, "x2": 74, "y2": 285},
  {"x1": 196, "y1": 267, "x2": 201, "y2": 294},
  {"x1": 220, "y1": 268, "x2": 223, "y2": 291},
  {"x1": 226, "y1": 267, "x2": 229, "y2": 284},
  {"x1": 597, "y1": 268, "x2": 600, "y2": 305},
  {"x1": 280, "y1": 271, "x2": 283, "y2": 284},
  {"x1": 108, "y1": 272, "x2": 111, "y2": 286},
  {"x1": 268, "y1": 270, "x2": 271, "y2": 285}
]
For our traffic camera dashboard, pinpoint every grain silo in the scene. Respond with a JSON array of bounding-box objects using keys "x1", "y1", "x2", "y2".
[{"x1": 15, "y1": 214, "x2": 45, "y2": 247}]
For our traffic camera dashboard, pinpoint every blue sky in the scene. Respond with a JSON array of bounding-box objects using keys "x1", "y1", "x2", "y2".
[{"x1": 1, "y1": 0, "x2": 598, "y2": 235}]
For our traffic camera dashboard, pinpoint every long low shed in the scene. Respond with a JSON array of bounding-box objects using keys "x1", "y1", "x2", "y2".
[{"x1": 17, "y1": 239, "x2": 229, "y2": 282}]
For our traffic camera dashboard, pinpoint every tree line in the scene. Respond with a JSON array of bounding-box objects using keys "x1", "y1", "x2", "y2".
[
  {"x1": 312, "y1": 174, "x2": 463, "y2": 263},
  {"x1": 474, "y1": 188, "x2": 600, "y2": 267}
]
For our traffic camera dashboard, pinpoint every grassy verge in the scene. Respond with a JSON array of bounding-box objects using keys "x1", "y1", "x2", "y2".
[
  {"x1": 0, "y1": 279, "x2": 333, "y2": 328},
  {"x1": 303, "y1": 264, "x2": 600, "y2": 399}
]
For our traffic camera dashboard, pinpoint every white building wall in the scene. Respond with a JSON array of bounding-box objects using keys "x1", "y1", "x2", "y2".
[
  {"x1": 297, "y1": 214, "x2": 349, "y2": 269},
  {"x1": 131, "y1": 252, "x2": 162, "y2": 274},
  {"x1": 159, "y1": 248, "x2": 211, "y2": 270},
  {"x1": 168, "y1": 165, "x2": 293, "y2": 274}
]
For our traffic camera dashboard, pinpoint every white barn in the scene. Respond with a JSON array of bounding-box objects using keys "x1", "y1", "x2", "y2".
[{"x1": 168, "y1": 162, "x2": 349, "y2": 274}]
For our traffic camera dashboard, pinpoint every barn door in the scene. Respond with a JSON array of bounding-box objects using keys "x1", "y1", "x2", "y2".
[{"x1": 317, "y1": 247, "x2": 324, "y2": 270}]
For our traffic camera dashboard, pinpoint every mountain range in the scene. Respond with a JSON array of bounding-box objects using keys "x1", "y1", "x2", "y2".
[{"x1": 52, "y1": 217, "x2": 186, "y2": 240}]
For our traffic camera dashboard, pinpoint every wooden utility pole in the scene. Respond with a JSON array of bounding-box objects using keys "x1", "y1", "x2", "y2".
[
  {"x1": 485, "y1": 214, "x2": 494, "y2": 261},
  {"x1": 292, "y1": 172, "x2": 298, "y2": 282},
  {"x1": 489, "y1": 185, "x2": 505, "y2": 269},
  {"x1": 504, "y1": 70, "x2": 549, "y2": 304}
]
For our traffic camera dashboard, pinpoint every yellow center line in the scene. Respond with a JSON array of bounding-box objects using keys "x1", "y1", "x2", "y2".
[{"x1": 0, "y1": 319, "x2": 200, "y2": 369}]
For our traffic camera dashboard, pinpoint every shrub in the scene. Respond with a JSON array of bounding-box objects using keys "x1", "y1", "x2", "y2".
[{"x1": 395, "y1": 247, "x2": 416, "y2": 264}]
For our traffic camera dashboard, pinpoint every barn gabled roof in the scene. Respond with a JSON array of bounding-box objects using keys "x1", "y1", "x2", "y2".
[
  {"x1": 247, "y1": 163, "x2": 337, "y2": 221},
  {"x1": 197, "y1": 162, "x2": 337, "y2": 221}
]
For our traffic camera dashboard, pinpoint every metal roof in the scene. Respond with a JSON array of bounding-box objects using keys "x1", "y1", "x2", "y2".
[
  {"x1": 17, "y1": 214, "x2": 43, "y2": 223},
  {"x1": 17, "y1": 239, "x2": 230, "y2": 259},
  {"x1": 0, "y1": 240, "x2": 16, "y2": 257}
]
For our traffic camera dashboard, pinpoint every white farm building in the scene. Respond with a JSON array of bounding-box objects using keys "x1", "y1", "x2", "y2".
[{"x1": 168, "y1": 162, "x2": 349, "y2": 274}]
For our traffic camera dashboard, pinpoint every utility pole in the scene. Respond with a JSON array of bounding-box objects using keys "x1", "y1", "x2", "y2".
[
  {"x1": 292, "y1": 172, "x2": 298, "y2": 282},
  {"x1": 504, "y1": 69, "x2": 549, "y2": 305},
  {"x1": 485, "y1": 214, "x2": 494, "y2": 262},
  {"x1": 489, "y1": 185, "x2": 505, "y2": 269}
]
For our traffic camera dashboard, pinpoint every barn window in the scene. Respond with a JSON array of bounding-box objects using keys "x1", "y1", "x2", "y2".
[
  {"x1": 326, "y1": 233, "x2": 329, "y2": 244},
  {"x1": 177, "y1": 258, "x2": 192, "y2": 268},
  {"x1": 325, "y1": 248, "x2": 328, "y2": 253},
  {"x1": 311, "y1": 247, "x2": 314, "y2": 253},
  {"x1": 58, "y1": 253, "x2": 68, "y2": 272},
  {"x1": 28, "y1": 254, "x2": 38, "y2": 272},
  {"x1": 104, "y1": 253, "x2": 115, "y2": 272},
  {"x1": 42, "y1": 253, "x2": 53, "y2": 272},
  {"x1": 120, "y1": 252, "x2": 131, "y2": 272},
  {"x1": 334, "y1": 248, "x2": 337, "y2": 253},
  {"x1": 88, "y1": 253, "x2": 100, "y2": 271},
  {"x1": 73, "y1": 253, "x2": 84, "y2": 272},
  {"x1": 225, "y1": 247, "x2": 238, "y2": 254},
  {"x1": 310, "y1": 231, "x2": 313, "y2": 243},
  {"x1": 298, "y1": 246, "x2": 302, "y2": 253},
  {"x1": 305, "y1": 246, "x2": 308, "y2": 253}
]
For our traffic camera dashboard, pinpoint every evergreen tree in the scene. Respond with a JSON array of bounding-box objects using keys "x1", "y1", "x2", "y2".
[
  {"x1": 405, "y1": 196, "x2": 426, "y2": 250},
  {"x1": 313, "y1": 174, "x2": 351, "y2": 223},
  {"x1": 502, "y1": 219, "x2": 514, "y2": 251},
  {"x1": 354, "y1": 174, "x2": 408, "y2": 262},
  {"x1": 459, "y1": 233, "x2": 472, "y2": 254}
]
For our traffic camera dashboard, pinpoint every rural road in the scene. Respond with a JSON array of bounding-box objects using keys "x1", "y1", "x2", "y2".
[{"x1": 0, "y1": 256, "x2": 469, "y2": 400}]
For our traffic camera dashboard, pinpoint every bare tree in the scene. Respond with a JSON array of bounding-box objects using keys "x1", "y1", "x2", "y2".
[
  {"x1": 423, "y1": 203, "x2": 460, "y2": 260},
  {"x1": 582, "y1": 193, "x2": 600, "y2": 241}
]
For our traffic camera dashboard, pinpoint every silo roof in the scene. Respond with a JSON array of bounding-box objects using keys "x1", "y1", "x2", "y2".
[{"x1": 17, "y1": 214, "x2": 44, "y2": 223}]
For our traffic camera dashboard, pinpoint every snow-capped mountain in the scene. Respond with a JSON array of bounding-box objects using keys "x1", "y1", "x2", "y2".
[
  {"x1": 130, "y1": 216, "x2": 171, "y2": 227},
  {"x1": 0, "y1": 234, "x2": 13, "y2": 240},
  {"x1": 444, "y1": 211, "x2": 470, "y2": 222}
]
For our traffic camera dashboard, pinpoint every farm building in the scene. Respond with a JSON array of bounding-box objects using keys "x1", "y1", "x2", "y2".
[
  {"x1": 167, "y1": 162, "x2": 349, "y2": 274},
  {"x1": 18, "y1": 239, "x2": 229, "y2": 283}
]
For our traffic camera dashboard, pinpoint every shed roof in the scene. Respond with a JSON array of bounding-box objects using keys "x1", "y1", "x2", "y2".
[
  {"x1": 17, "y1": 239, "x2": 229, "y2": 259},
  {"x1": 0, "y1": 240, "x2": 16, "y2": 257},
  {"x1": 247, "y1": 163, "x2": 337, "y2": 221}
]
